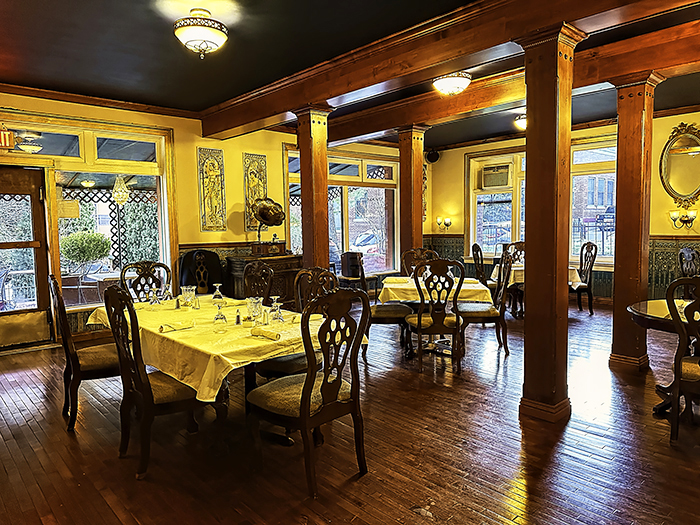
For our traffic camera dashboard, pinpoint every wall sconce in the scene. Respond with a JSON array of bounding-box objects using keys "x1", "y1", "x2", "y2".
[
  {"x1": 514, "y1": 114, "x2": 527, "y2": 131},
  {"x1": 670, "y1": 209, "x2": 697, "y2": 229},
  {"x1": 436, "y1": 216, "x2": 452, "y2": 232}
]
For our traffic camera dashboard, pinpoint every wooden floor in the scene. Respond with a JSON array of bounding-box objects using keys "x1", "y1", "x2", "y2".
[{"x1": 2, "y1": 303, "x2": 700, "y2": 525}]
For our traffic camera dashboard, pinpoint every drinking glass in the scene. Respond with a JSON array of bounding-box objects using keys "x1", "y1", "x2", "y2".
[
  {"x1": 270, "y1": 295, "x2": 283, "y2": 322},
  {"x1": 246, "y1": 296, "x2": 262, "y2": 325},
  {"x1": 213, "y1": 303, "x2": 227, "y2": 333},
  {"x1": 212, "y1": 283, "x2": 225, "y2": 306}
]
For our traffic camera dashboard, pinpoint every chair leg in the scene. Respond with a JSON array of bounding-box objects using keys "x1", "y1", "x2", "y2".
[
  {"x1": 587, "y1": 289, "x2": 594, "y2": 315},
  {"x1": 416, "y1": 331, "x2": 423, "y2": 373},
  {"x1": 500, "y1": 318, "x2": 509, "y2": 355},
  {"x1": 300, "y1": 428, "x2": 318, "y2": 498},
  {"x1": 312, "y1": 426, "x2": 324, "y2": 447},
  {"x1": 670, "y1": 386, "x2": 681, "y2": 441},
  {"x1": 362, "y1": 321, "x2": 371, "y2": 362},
  {"x1": 137, "y1": 413, "x2": 154, "y2": 480},
  {"x1": 62, "y1": 366, "x2": 71, "y2": 417},
  {"x1": 118, "y1": 397, "x2": 133, "y2": 458},
  {"x1": 577, "y1": 290, "x2": 583, "y2": 311},
  {"x1": 67, "y1": 378, "x2": 80, "y2": 431},
  {"x1": 453, "y1": 329, "x2": 462, "y2": 374},
  {"x1": 494, "y1": 320, "x2": 503, "y2": 348},
  {"x1": 351, "y1": 411, "x2": 368, "y2": 475}
]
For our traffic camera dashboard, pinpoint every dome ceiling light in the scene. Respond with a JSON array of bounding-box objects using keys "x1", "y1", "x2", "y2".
[
  {"x1": 174, "y1": 8, "x2": 228, "y2": 59},
  {"x1": 15, "y1": 130, "x2": 43, "y2": 154},
  {"x1": 432, "y1": 71, "x2": 472, "y2": 96},
  {"x1": 514, "y1": 114, "x2": 527, "y2": 131}
]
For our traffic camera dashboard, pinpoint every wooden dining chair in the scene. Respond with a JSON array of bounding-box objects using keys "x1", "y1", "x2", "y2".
[
  {"x1": 456, "y1": 252, "x2": 514, "y2": 356},
  {"x1": 104, "y1": 285, "x2": 212, "y2": 479},
  {"x1": 48, "y1": 274, "x2": 120, "y2": 431},
  {"x1": 569, "y1": 241, "x2": 597, "y2": 314},
  {"x1": 120, "y1": 260, "x2": 172, "y2": 302},
  {"x1": 405, "y1": 258, "x2": 465, "y2": 373},
  {"x1": 677, "y1": 247, "x2": 700, "y2": 299},
  {"x1": 247, "y1": 287, "x2": 370, "y2": 498},
  {"x1": 472, "y1": 243, "x2": 497, "y2": 296},
  {"x1": 401, "y1": 247, "x2": 439, "y2": 277},
  {"x1": 243, "y1": 260, "x2": 274, "y2": 306},
  {"x1": 179, "y1": 249, "x2": 223, "y2": 294},
  {"x1": 254, "y1": 267, "x2": 335, "y2": 380},
  {"x1": 504, "y1": 241, "x2": 525, "y2": 317},
  {"x1": 665, "y1": 277, "x2": 700, "y2": 442}
]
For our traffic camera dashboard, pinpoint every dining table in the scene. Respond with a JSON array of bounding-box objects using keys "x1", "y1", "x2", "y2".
[
  {"x1": 377, "y1": 276, "x2": 492, "y2": 304},
  {"x1": 87, "y1": 295, "x2": 321, "y2": 404},
  {"x1": 627, "y1": 298, "x2": 691, "y2": 415}
]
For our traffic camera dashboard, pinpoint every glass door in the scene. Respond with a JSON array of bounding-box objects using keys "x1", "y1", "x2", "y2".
[{"x1": 0, "y1": 166, "x2": 51, "y2": 348}]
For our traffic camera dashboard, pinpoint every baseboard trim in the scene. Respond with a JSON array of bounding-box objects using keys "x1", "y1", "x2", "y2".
[{"x1": 519, "y1": 397, "x2": 572, "y2": 423}]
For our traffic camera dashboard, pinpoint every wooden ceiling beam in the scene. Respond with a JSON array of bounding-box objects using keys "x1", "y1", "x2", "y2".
[
  {"x1": 201, "y1": 0, "x2": 694, "y2": 139},
  {"x1": 328, "y1": 20, "x2": 700, "y2": 144}
]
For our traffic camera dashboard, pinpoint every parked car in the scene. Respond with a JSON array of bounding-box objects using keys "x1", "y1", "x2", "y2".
[{"x1": 349, "y1": 231, "x2": 379, "y2": 254}]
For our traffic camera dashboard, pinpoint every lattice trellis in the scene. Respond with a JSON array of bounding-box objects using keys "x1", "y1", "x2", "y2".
[{"x1": 61, "y1": 187, "x2": 157, "y2": 270}]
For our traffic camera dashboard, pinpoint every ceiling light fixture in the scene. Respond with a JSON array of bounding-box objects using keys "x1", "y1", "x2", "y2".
[
  {"x1": 514, "y1": 114, "x2": 527, "y2": 131},
  {"x1": 174, "y1": 8, "x2": 228, "y2": 59},
  {"x1": 80, "y1": 180, "x2": 96, "y2": 188},
  {"x1": 17, "y1": 141, "x2": 43, "y2": 154},
  {"x1": 112, "y1": 176, "x2": 131, "y2": 206},
  {"x1": 432, "y1": 71, "x2": 472, "y2": 96}
]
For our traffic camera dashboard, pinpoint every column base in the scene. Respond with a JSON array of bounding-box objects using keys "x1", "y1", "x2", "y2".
[
  {"x1": 519, "y1": 397, "x2": 571, "y2": 423},
  {"x1": 608, "y1": 352, "x2": 650, "y2": 371}
]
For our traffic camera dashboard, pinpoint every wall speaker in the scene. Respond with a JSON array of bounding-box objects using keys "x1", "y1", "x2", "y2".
[{"x1": 425, "y1": 150, "x2": 440, "y2": 163}]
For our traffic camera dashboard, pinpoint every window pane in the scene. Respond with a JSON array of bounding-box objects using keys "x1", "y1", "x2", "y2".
[
  {"x1": 0, "y1": 194, "x2": 33, "y2": 242},
  {"x1": 288, "y1": 154, "x2": 300, "y2": 175},
  {"x1": 597, "y1": 179, "x2": 605, "y2": 206},
  {"x1": 0, "y1": 248, "x2": 37, "y2": 311},
  {"x1": 573, "y1": 146, "x2": 617, "y2": 164},
  {"x1": 289, "y1": 183, "x2": 302, "y2": 255},
  {"x1": 521, "y1": 156, "x2": 526, "y2": 172},
  {"x1": 475, "y1": 192, "x2": 512, "y2": 254},
  {"x1": 58, "y1": 174, "x2": 161, "y2": 306},
  {"x1": 607, "y1": 180, "x2": 614, "y2": 206},
  {"x1": 10, "y1": 130, "x2": 80, "y2": 157},
  {"x1": 572, "y1": 174, "x2": 615, "y2": 257},
  {"x1": 367, "y1": 164, "x2": 394, "y2": 180},
  {"x1": 96, "y1": 137, "x2": 156, "y2": 162},
  {"x1": 348, "y1": 187, "x2": 395, "y2": 273},
  {"x1": 587, "y1": 177, "x2": 595, "y2": 205},
  {"x1": 329, "y1": 162, "x2": 359, "y2": 177},
  {"x1": 328, "y1": 186, "x2": 343, "y2": 272}
]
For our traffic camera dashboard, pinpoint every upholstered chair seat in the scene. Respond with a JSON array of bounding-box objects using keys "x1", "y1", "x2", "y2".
[
  {"x1": 405, "y1": 313, "x2": 458, "y2": 330},
  {"x1": 147, "y1": 371, "x2": 199, "y2": 405},
  {"x1": 455, "y1": 302, "x2": 499, "y2": 317},
  {"x1": 75, "y1": 344, "x2": 120, "y2": 371}
]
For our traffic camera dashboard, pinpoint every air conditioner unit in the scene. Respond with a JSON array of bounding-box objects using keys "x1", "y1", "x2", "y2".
[{"x1": 480, "y1": 164, "x2": 511, "y2": 189}]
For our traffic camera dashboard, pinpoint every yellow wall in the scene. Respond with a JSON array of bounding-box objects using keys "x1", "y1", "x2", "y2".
[{"x1": 430, "y1": 114, "x2": 700, "y2": 241}]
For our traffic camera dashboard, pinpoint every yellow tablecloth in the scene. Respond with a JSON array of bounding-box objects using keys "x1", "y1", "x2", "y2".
[
  {"x1": 490, "y1": 264, "x2": 583, "y2": 288},
  {"x1": 87, "y1": 296, "x2": 320, "y2": 402},
  {"x1": 377, "y1": 277, "x2": 492, "y2": 304}
]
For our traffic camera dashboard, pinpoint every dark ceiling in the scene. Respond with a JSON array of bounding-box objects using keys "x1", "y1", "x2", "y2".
[{"x1": 2, "y1": 1, "x2": 700, "y2": 149}]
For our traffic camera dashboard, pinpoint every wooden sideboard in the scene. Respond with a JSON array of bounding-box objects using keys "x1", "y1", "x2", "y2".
[{"x1": 226, "y1": 254, "x2": 303, "y2": 310}]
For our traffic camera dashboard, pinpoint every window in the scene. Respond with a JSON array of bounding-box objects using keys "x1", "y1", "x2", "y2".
[
  {"x1": 285, "y1": 147, "x2": 398, "y2": 273},
  {"x1": 475, "y1": 192, "x2": 512, "y2": 254},
  {"x1": 571, "y1": 144, "x2": 617, "y2": 258}
]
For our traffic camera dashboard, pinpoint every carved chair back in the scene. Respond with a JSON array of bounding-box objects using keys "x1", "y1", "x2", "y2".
[
  {"x1": 493, "y1": 252, "x2": 514, "y2": 312},
  {"x1": 104, "y1": 285, "x2": 155, "y2": 406},
  {"x1": 471, "y1": 243, "x2": 487, "y2": 286},
  {"x1": 180, "y1": 249, "x2": 223, "y2": 294},
  {"x1": 504, "y1": 241, "x2": 525, "y2": 266},
  {"x1": 48, "y1": 274, "x2": 80, "y2": 371},
  {"x1": 413, "y1": 258, "x2": 464, "y2": 325},
  {"x1": 294, "y1": 267, "x2": 338, "y2": 312},
  {"x1": 579, "y1": 242, "x2": 598, "y2": 286},
  {"x1": 401, "y1": 248, "x2": 439, "y2": 277},
  {"x1": 299, "y1": 287, "x2": 370, "y2": 423},
  {"x1": 120, "y1": 261, "x2": 172, "y2": 302},
  {"x1": 243, "y1": 260, "x2": 274, "y2": 306}
]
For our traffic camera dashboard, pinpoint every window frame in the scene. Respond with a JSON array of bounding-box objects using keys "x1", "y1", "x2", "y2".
[{"x1": 283, "y1": 143, "x2": 399, "y2": 271}]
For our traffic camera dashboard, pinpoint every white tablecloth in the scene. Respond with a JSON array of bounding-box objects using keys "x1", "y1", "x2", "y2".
[
  {"x1": 378, "y1": 276, "x2": 492, "y2": 304},
  {"x1": 87, "y1": 296, "x2": 320, "y2": 402},
  {"x1": 490, "y1": 264, "x2": 583, "y2": 288}
]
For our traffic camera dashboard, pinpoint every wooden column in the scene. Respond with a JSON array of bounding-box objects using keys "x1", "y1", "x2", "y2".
[
  {"x1": 398, "y1": 125, "x2": 429, "y2": 260},
  {"x1": 295, "y1": 105, "x2": 332, "y2": 269},
  {"x1": 516, "y1": 23, "x2": 587, "y2": 423},
  {"x1": 609, "y1": 72, "x2": 664, "y2": 370}
]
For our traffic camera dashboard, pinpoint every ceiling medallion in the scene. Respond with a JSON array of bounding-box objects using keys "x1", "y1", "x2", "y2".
[
  {"x1": 432, "y1": 71, "x2": 472, "y2": 96},
  {"x1": 174, "y1": 8, "x2": 228, "y2": 59}
]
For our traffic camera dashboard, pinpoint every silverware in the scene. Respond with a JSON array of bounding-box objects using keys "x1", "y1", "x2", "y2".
[{"x1": 158, "y1": 323, "x2": 195, "y2": 333}]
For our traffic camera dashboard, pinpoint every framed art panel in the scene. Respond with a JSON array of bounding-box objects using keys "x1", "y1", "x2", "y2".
[
  {"x1": 244, "y1": 152, "x2": 267, "y2": 232},
  {"x1": 198, "y1": 147, "x2": 226, "y2": 232}
]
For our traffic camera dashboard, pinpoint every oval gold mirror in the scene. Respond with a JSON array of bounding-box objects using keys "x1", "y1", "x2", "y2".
[{"x1": 660, "y1": 122, "x2": 700, "y2": 209}]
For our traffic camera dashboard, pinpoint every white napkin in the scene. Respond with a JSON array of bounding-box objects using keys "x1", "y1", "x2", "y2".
[
  {"x1": 291, "y1": 313, "x2": 324, "y2": 324},
  {"x1": 251, "y1": 327, "x2": 281, "y2": 340}
]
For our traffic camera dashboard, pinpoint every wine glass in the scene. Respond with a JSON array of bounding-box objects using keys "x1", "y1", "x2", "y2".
[
  {"x1": 212, "y1": 283, "x2": 226, "y2": 306},
  {"x1": 246, "y1": 296, "x2": 262, "y2": 325},
  {"x1": 213, "y1": 303, "x2": 227, "y2": 333},
  {"x1": 270, "y1": 295, "x2": 283, "y2": 322}
]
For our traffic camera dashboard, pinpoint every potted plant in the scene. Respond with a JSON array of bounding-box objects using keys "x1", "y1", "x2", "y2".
[{"x1": 60, "y1": 231, "x2": 111, "y2": 276}]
